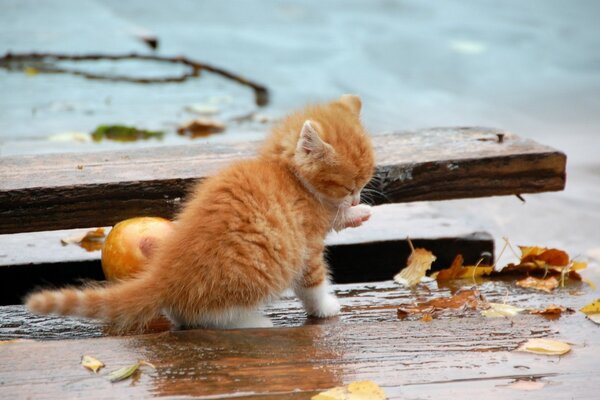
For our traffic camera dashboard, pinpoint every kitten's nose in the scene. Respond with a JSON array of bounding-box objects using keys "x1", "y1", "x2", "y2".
[{"x1": 351, "y1": 194, "x2": 360, "y2": 206}]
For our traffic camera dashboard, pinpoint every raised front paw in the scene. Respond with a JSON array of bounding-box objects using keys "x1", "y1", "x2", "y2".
[{"x1": 342, "y1": 204, "x2": 372, "y2": 229}]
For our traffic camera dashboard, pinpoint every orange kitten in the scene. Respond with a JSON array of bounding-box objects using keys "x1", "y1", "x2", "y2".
[{"x1": 25, "y1": 95, "x2": 375, "y2": 332}]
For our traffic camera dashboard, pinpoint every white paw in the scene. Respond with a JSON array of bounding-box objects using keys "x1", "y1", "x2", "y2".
[
  {"x1": 307, "y1": 293, "x2": 341, "y2": 318},
  {"x1": 343, "y1": 204, "x2": 372, "y2": 228}
]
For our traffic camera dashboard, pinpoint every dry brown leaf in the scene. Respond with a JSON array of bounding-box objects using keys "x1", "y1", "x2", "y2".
[
  {"x1": 520, "y1": 246, "x2": 569, "y2": 266},
  {"x1": 177, "y1": 118, "x2": 225, "y2": 138},
  {"x1": 394, "y1": 248, "x2": 436, "y2": 287},
  {"x1": 516, "y1": 276, "x2": 559, "y2": 293},
  {"x1": 421, "y1": 314, "x2": 433, "y2": 322},
  {"x1": 398, "y1": 288, "x2": 482, "y2": 318},
  {"x1": 61, "y1": 228, "x2": 105, "y2": 252},
  {"x1": 529, "y1": 305, "x2": 573, "y2": 318},
  {"x1": 516, "y1": 338, "x2": 571, "y2": 355},
  {"x1": 434, "y1": 254, "x2": 492, "y2": 282},
  {"x1": 497, "y1": 245, "x2": 586, "y2": 284}
]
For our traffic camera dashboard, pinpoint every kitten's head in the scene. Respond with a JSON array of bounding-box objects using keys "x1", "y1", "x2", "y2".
[{"x1": 263, "y1": 95, "x2": 375, "y2": 207}]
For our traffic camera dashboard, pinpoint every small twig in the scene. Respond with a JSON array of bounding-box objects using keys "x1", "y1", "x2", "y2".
[
  {"x1": 515, "y1": 194, "x2": 526, "y2": 203},
  {"x1": 407, "y1": 236, "x2": 415, "y2": 253},
  {"x1": 0, "y1": 52, "x2": 269, "y2": 106}
]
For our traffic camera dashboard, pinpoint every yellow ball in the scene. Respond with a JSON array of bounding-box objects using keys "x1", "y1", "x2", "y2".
[{"x1": 101, "y1": 217, "x2": 174, "y2": 281}]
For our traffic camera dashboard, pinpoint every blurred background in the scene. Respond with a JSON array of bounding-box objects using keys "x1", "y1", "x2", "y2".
[{"x1": 1, "y1": 0, "x2": 599, "y2": 269}]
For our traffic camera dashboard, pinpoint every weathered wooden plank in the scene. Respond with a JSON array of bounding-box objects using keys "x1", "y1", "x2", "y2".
[
  {"x1": 0, "y1": 233, "x2": 493, "y2": 305},
  {"x1": 0, "y1": 280, "x2": 597, "y2": 399},
  {"x1": 0, "y1": 128, "x2": 566, "y2": 234}
]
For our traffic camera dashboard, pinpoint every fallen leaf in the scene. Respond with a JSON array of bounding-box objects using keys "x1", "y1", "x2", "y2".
[
  {"x1": 61, "y1": 228, "x2": 105, "y2": 252},
  {"x1": 507, "y1": 379, "x2": 546, "y2": 391},
  {"x1": 434, "y1": 254, "x2": 493, "y2": 282},
  {"x1": 81, "y1": 355, "x2": 105, "y2": 373},
  {"x1": 398, "y1": 288, "x2": 482, "y2": 318},
  {"x1": 579, "y1": 299, "x2": 600, "y2": 325},
  {"x1": 394, "y1": 248, "x2": 436, "y2": 287},
  {"x1": 586, "y1": 314, "x2": 600, "y2": 325},
  {"x1": 177, "y1": 118, "x2": 225, "y2": 138},
  {"x1": 496, "y1": 245, "x2": 587, "y2": 284},
  {"x1": 516, "y1": 338, "x2": 571, "y2": 355},
  {"x1": 529, "y1": 305, "x2": 573, "y2": 318},
  {"x1": 106, "y1": 363, "x2": 140, "y2": 382},
  {"x1": 421, "y1": 314, "x2": 433, "y2": 322},
  {"x1": 516, "y1": 276, "x2": 559, "y2": 293},
  {"x1": 24, "y1": 66, "x2": 39, "y2": 76},
  {"x1": 520, "y1": 246, "x2": 569, "y2": 266},
  {"x1": 312, "y1": 380, "x2": 386, "y2": 400},
  {"x1": 91, "y1": 125, "x2": 164, "y2": 142},
  {"x1": 481, "y1": 302, "x2": 524, "y2": 318}
]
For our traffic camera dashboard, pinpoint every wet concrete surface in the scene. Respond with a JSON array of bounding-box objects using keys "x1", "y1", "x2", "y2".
[{"x1": 0, "y1": 2, "x2": 599, "y2": 285}]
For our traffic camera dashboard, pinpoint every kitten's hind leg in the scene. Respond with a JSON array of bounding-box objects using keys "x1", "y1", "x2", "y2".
[
  {"x1": 230, "y1": 310, "x2": 273, "y2": 329},
  {"x1": 295, "y1": 252, "x2": 341, "y2": 318}
]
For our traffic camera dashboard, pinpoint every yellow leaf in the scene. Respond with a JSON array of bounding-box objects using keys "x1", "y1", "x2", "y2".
[
  {"x1": 312, "y1": 380, "x2": 386, "y2": 400},
  {"x1": 579, "y1": 299, "x2": 600, "y2": 314},
  {"x1": 516, "y1": 338, "x2": 571, "y2": 355},
  {"x1": 481, "y1": 303, "x2": 524, "y2": 318},
  {"x1": 106, "y1": 363, "x2": 140, "y2": 382},
  {"x1": 81, "y1": 355, "x2": 105, "y2": 373},
  {"x1": 24, "y1": 67, "x2": 38, "y2": 76},
  {"x1": 394, "y1": 248, "x2": 436, "y2": 287}
]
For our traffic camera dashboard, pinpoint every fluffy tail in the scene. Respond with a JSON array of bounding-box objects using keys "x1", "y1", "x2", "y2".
[{"x1": 25, "y1": 275, "x2": 163, "y2": 333}]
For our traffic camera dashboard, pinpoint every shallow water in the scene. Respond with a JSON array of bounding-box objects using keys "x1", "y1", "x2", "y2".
[{"x1": 1, "y1": 0, "x2": 599, "y2": 162}]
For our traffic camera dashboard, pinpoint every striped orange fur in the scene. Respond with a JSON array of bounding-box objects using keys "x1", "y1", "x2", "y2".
[{"x1": 25, "y1": 95, "x2": 375, "y2": 332}]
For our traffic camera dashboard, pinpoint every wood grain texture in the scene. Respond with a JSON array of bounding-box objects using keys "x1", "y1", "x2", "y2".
[
  {"x1": 0, "y1": 233, "x2": 493, "y2": 305},
  {"x1": 0, "y1": 280, "x2": 597, "y2": 399},
  {"x1": 0, "y1": 128, "x2": 566, "y2": 234}
]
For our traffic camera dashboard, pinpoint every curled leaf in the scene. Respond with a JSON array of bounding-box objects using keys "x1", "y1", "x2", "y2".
[
  {"x1": 106, "y1": 363, "x2": 140, "y2": 382},
  {"x1": 434, "y1": 254, "x2": 492, "y2": 282},
  {"x1": 312, "y1": 380, "x2": 386, "y2": 400},
  {"x1": 481, "y1": 302, "x2": 524, "y2": 318},
  {"x1": 520, "y1": 247, "x2": 569, "y2": 266},
  {"x1": 516, "y1": 338, "x2": 571, "y2": 355},
  {"x1": 61, "y1": 228, "x2": 105, "y2": 252},
  {"x1": 398, "y1": 288, "x2": 482, "y2": 318},
  {"x1": 516, "y1": 276, "x2": 559, "y2": 293},
  {"x1": 81, "y1": 355, "x2": 105, "y2": 373},
  {"x1": 106, "y1": 360, "x2": 155, "y2": 382},
  {"x1": 394, "y1": 248, "x2": 436, "y2": 287}
]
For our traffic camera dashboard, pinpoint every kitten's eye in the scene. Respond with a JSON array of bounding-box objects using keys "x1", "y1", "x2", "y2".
[{"x1": 342, "y1": 185, "x2": 354, "y2": 193}]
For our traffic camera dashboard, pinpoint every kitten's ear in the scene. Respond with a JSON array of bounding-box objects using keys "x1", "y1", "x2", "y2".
[
  {"x1": 297, "y1": 120, "x2": 330, "y2": 158},
  {"x1": 339, "y1": 94, "x2": 362, "y2": 114}
]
